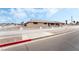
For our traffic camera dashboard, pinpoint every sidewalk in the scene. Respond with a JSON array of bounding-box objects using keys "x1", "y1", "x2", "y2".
[{"x1": 21, "y1": 26, "x2": 77, "y2": 40}]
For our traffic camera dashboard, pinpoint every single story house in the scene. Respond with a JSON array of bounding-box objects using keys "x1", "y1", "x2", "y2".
[{"x1": 23, "y1": 20, "x2": 65, "y2": 28}]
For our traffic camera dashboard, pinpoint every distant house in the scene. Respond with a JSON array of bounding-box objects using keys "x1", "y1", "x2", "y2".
[{"x1": 24, "y1": 20, "x2": 65, "y2": 28}]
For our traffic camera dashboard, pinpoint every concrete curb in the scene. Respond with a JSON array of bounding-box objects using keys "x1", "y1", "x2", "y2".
[{"x1": 0, "y1": 39, "x2": 32, "y2": 47}]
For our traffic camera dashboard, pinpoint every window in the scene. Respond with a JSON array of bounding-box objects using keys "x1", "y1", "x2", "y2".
[
  {"x1": 33, "y1": 22, "x2": 38, "y2": 24},
  {"x1": 51, "y1": 23, "x2": 54, "y2": 25},
  {"x1": 44, "y1": 23, "x2": 47, "y2": 24}
]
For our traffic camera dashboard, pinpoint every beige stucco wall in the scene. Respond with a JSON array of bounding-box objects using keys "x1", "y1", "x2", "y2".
[{"x1": 26, "y1": 22, "x2": 49, "y2": 28}]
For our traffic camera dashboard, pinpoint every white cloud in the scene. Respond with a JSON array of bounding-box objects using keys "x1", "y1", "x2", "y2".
[
  {"x1": 10, "y1": 8, "x2": 27, "y2": 18},
  {"x1": 10, "y1": 8, "x2": 60, "y2": 19},
  {"x1": 46, "y1": 8, "x2": 61, "y2": 18},
  {"x1": 0, "y1": 8, "x2": 61, "y2": 23}
]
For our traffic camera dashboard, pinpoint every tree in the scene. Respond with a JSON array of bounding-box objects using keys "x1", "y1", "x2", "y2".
[
  {"x1": 73, "y1": 21, "x2": 75, "y2": 23},
  {"x1": 65, "y1": 20, "x2": 68, "y2": 24}
]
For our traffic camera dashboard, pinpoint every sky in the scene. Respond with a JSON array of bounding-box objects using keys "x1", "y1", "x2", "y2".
[{"x1": 0, "y1": 8, "x2": 79, "y2": 23}]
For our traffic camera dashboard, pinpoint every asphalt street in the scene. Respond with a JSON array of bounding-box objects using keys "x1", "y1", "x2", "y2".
[{"x1": 26, "y1": 28, "x2": 79, "y2": 51}]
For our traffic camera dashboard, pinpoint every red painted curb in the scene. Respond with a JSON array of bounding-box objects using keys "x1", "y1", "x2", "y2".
[{"x1": 0, "y1": 39, "x2": 32, "y2": 47}]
